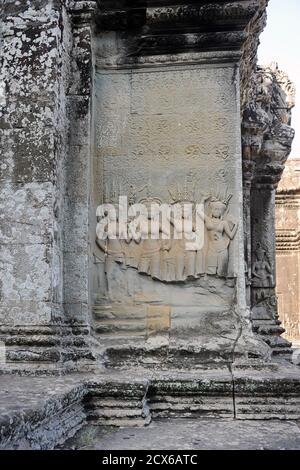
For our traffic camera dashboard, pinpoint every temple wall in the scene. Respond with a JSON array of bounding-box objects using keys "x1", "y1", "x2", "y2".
[
  {"x1": 0, "y1": 0, "x2": 295, "y2": 370},
  {"x1": 276, "y1": 159, "x2": 300, "y2": 346}
]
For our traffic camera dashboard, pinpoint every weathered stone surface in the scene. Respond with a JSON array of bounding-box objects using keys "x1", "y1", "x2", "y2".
[
  {"x1": 276, "y1": 159, "x2": 300, "y2": 346},
  {"x1": 1, "y1": 0, "x2": 71, "y2": 357},
  {"x1": 0, "y1": 374, "x2": 88, "y2": 450},
  {"x1": 0, "y1": 0, "x2": 95, "y2": 367},
  {"x1": 242, "y1": 63, "x2": 295, "y2": 355},
  {"x1": 0, "y1": 2, "x2": 298, "y2": 456},
  {"x1": 2, "y1": 365, "x2": 300, "y2": 449},
  {"x1": 90, "y1": 0, "x2": 274, "y2": 366},
  {"x1": 0, "y1": 0, "x2": 290, "y2": 371},
  {"x1": 61, "y1": 418, "x2": 300, "y2": 450}
]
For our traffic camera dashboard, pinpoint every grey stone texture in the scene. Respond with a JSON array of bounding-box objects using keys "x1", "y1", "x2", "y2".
[
  {"x1": 62, "y1": 419, "x2": 300, "y2": 450},
  {"x1": 1, "y1": 0, "x2": 95, "y2": 367},
  {"x1": 0, "y1": 0, "x2": 299, "y2": 451},
  {"x1": 1, "y1": 0, "x2": 292, "y2": 369},
  {"x1": 1, "y1": 364, "x2": 300, "y2": 449}
]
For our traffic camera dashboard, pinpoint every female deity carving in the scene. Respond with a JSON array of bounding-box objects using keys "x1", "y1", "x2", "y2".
[
  {"x1": 197, "y1": 195, "x2": 238, "y2": 277},
  {"x1": 96, "y1": 207, "x2": 125, "y2": 294}
]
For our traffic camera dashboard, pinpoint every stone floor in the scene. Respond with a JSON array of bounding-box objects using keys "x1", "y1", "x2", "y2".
[
  {"x1": 61, "y1": 419, "x2": 300, "y2": 450},
  {"x1": 1, "y1": 365, "x2": 300, "y2": 449}
]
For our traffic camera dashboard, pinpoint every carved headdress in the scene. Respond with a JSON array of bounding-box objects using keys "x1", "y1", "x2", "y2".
[
  {"x1": 206, "y1": 187, "x2": 233, "y2": 213},
  {"x1": 169, "y1": 172, "x2": 196, "y2": 204}
]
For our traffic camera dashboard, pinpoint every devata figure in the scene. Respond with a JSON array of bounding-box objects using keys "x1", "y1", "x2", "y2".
[{"x1": 197, "y1": 194, "x2": 238, "y2": 277}]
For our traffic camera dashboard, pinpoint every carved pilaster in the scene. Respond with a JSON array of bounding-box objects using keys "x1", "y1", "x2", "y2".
[
  {"x1": 242, "y1": 63, "x2": 295, "y2": 356},
  {"x1": 242, "y1": 159, "x2": 256, "y2": 305}
]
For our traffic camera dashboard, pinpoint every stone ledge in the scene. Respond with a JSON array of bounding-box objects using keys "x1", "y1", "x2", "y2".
[
  {"x1": 0, "y1": 375, "x2": 88, "y2": 450},
  {"x1": 1, "y1": 363, "x2": 300, "y2": 449}
]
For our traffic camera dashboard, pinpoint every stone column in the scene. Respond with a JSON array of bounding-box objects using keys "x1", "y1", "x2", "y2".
[
  {"x1": 0, "y1": 0, "x2": 95, "y2": 371},
  {"x1": 242, "y1": 64, "x2": 295, "y2": 357},
  {"x1": 250, "y1": 164, "x2": 294, "y2": 354},
  {"x1": 242, "y1": 158, "x2": 256, "y2": 305},
  {"x1": 0, "y1": 0, "x2": 71, "y2": 368}
]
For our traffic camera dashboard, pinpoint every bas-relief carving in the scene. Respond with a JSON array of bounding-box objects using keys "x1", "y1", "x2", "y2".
[
  {"x1": 197, "y1": 195, "x2": 238, "y2": 278},
  {"x1": 252, "y1": 243, "x2": 274, "y2": 289},
  {"x1": 95, "y1": 181, "x2": 238, "y2": 293},
  {"x1": 93, "y1": 65, "x2": 240, "y2": 324},
  {"x1": 250, "y1": 242, "x2": 276, "y2": 315}
]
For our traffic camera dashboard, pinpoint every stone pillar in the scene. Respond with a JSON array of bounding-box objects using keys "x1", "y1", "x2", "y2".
[
  {"x1": 0, "y1": 0, "x2": 69, "y2": 368},
  {"x1": 242, "y1": 159, "x2": 256, "y2": 305},
  {"x1": 242, "y1": 64, "x2": 295, "y2": 356},
  {"x1": 0, "y1": 0, "x2": 95, "y2": 371}
]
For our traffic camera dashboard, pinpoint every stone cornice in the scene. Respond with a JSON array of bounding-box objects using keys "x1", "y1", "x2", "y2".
[
  {"x1": 252, "y1": 163, "x2": 286, "y2": 189},
  {"x1": 96, "y1": 1, "x2": 260, "y2": 31},
  {"x1": 94, "y1": 1, "x2": 267, "y2": 56},
  {"x1": 276, "y1": 230, "x2": 300, "y2": 252}
]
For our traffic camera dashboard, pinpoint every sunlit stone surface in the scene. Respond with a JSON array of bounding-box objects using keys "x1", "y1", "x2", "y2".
[{"x1": 0, "y1": 0, "x2": 299, "y2": 450}]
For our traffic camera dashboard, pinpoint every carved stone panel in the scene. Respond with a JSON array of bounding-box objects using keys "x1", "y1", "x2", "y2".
[{"x1": 93, "y1": 62, "x2": 245, "y2": 349}]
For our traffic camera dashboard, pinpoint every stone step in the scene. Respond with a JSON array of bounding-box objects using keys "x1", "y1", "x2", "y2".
[
  {"x1": 150, "y1": 398, "x2": 233, "y2": 418},
  {"x1": 5, "y1": 347, "x2": 61, "y2": 363},
  {"x1": 102, "y1": 345, "x2": 243, "y2": 369},
  {"x1": 0, "y1": 335, "x2": 88, "y2": 348},
  {"x1": 94, "y1": 321, "x2": 146, "y2": 335},
  {"x1": 82, "y1": 365, "x2": 300, "y2": 424},
  {"x1": 254, "y1": 325, "x2": 286, "y2": 336},
  {"x1": 87, "y1": 416, "x2": 151, "y2": 427},
  {"x1": 93, "y1": 305, "x2": 146, "y2": 321},
  {"x1": 84, "y1": 380, "x2": 150, "y2": 427},
  {"x1": 263, "y1": 335, "x2": 292, "y2": 348},
  {"x1": 5, "y1": 346, "x2": 95, "y2": 363},
  {"x1": 89, "y1": 398, "x2": 143, "y2": 409},
  {"x1": 0, "y1": 326, "x2": 90, "y2": 336},
  {"x1": 88, "y1": 408, "x2": 145, "y2": 419},
  {"x1": 272, "y1": 347, "x2": 293, "y2": 357}
]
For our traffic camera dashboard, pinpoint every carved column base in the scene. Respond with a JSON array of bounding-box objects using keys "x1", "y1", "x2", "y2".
[
  {"x1": 0, "y1": 325, "x2": 96, "y2": 375},
  {"x1": 250, "y1": 290, "x2": 292, "y2": 358}
]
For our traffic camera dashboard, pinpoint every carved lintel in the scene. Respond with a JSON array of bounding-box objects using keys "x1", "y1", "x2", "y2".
[
  {"x1": 95, "y1": 1, "x2": 264, "y2": 33},
  {"x1": 94, "y1": 1, "x2": 267, "y2": 70}
]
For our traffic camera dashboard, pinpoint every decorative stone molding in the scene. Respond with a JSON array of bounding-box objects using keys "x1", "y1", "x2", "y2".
[
  {"x1": 94, "y1": 0, "x2": 267, "y2": 74},
  {"x1": 275, "y1": 160, "x2": 300, "y2": 345},
  {"x1": 242, "y1": 63, "x2": 295, "y2": 354}
]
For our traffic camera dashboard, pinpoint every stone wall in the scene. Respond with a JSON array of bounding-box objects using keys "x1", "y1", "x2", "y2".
[
  {"x1": 276, "y1": 159, "x2": 300, "y2": 346},
  {"x1": 0, "y1": 0, "x2": 296, "y2": 371},
  {"x1": 0, "y1": 0, "x2": 94, "y2": 369}
]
